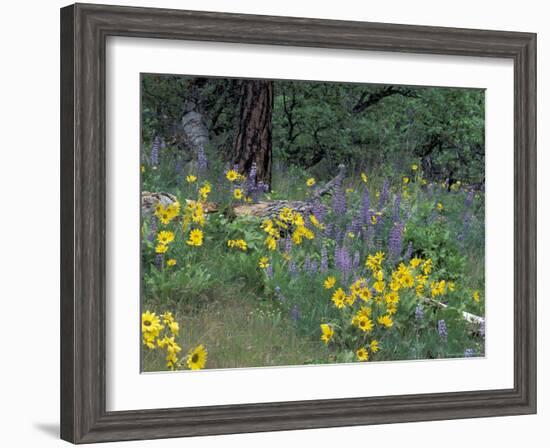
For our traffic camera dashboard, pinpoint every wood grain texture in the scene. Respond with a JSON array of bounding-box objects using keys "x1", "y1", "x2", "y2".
[{"x1": 60, "y1": 3, "x2": 537, "y2": 444}]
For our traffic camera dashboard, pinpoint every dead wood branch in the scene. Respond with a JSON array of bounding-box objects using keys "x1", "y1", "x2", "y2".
[{"x1": 142, "y1": 165, "x2": 346, "y2": 219}]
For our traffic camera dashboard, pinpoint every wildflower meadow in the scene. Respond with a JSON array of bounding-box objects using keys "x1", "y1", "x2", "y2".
[{"x1": 140, "y1": 75, "x2": 485, "y2": 371}]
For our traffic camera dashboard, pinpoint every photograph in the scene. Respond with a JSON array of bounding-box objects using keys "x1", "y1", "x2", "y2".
[{"x1": 140, "y1": 74, "x2": 486, "y2": 371}]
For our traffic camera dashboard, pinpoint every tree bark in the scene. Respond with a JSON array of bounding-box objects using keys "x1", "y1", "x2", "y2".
[{"x1": 232, "y1": 80, "x2": 273, "y2": 187}]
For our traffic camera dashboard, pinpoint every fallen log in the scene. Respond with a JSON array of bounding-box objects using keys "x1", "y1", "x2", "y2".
[
  {"x1": 142, "y1": 165, "x2": 346, "y2": 219},
  {"x1": 422, "y1": 297, "x2": 485, "y2": 326}
]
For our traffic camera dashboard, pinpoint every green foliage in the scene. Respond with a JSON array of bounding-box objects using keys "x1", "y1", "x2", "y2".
[{"x1": 141, "y1": 74, "x2": 485, "y2": 186}]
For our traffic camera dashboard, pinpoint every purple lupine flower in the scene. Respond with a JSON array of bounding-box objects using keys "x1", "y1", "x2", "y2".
[
  {"x1": 336, "y1": 245, "x2": 352, "y2": 281},
  {"x1": 310, "y1": 260, "x2": 318, "y2": 275},
  {"x1": 244, "y1": 163, "x2": 260, "y2": 201},
  {"x1": 155, "y1": 253, "x2": 163, "y2": 269},
  {"x1": 148, "y1": 218, "x2": 158, "y2": 242},
  {"x1": 274, "y1": 286, "x2": 286, "y2": 303},
  {"x1": 320, "y1": 246, "x2": 328, "y2": 273},
  {"x1": 464, "y1": 348, "x2": 475, "y2": 358},
  {"x1": 197, "y1": 146, "x2": 208, "y2": 172},
  {"x1": 304, "y1": 255, "x2": 312, "y2": 273},
  {"x1": 257, "y1": 181, "x2": 269, "y2": 193},
  {"x1": 438, "y1": 319, "x2": 448, "y2": 342},
  {"x1": 404, "y1": 241, "x2": 413, "y2": 262},
  {"x1": 362, "y1": 189, "x2": 371, "y2": 225},
  {"x1": 266, "y1": 264, "x2": 273, "y2": 279},
  {"x1": 334, "y1": 245, "x2": 341, "y2": 271},
  {"x1": 284, "y1": 236, "x2": 293, "y2": 255},
  {"x1": 351, "y1": 215, "x2": 362, "y2": 236},
  {"x1": 290, "y1": 305, "x2": 301, "y2": 321},
  {"x1": 288, "y1": 260, "x2": 298, "y2": 277},
  {"x1": 150, "y1": 135, "x2": 160, "y2": 166},
  {"x1": 415, "y1": 305, "x2": 424, "y2": 321},
  {"x1": 379, "y1": 179, "x2": 390, "y2": 208},
  {"x1": 465, "y1": 190, "x2": 474, "y2": 208},
  {"x1": 312, "y1": 200, "x2": 327, "y2": 222},
  {"x1": 388, "y1": 222, "x2": 404, "y2": 261},
  {"x1": 323, "y1": 222, "x2": 334, "y2": 239},
  {"x1": 392, "y1": 193, "x2": 401, "y2": 223},
  {"x1": 332, "y1": 182, "x2": 347, "y2": 216}
]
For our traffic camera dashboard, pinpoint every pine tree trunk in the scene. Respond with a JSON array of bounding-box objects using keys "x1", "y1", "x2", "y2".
[{"x1": 232, "y1": 80, "x2": 273, "y2": 187}]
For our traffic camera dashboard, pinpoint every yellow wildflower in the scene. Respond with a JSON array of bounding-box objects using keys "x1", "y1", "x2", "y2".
[
  {"x1": 306, "y1": 177, "x2": 316, "y2": 187},
  {"x1": 358, "y1": 287, "x2": 372, "y2": 302},
  {"x1": 370, "y1": 340, "x2": 380, "y2": 353},
  {"x1": 361, "y1": 173, "x2": 368, "y2": 183},
  {"x1": 186, "y1": 175, "x2": 197, "y2": 183},
  {"x1": 258, "y1": 257, "x2": 270, "y2": 269},
  {"x1": 377, "y1": 315, "x2": 393, "y2": 328},
  {"x1": 356, "y1": 316, "x2": 374, "y2": 333},
  {"x1": 155, "y1": 204, "x2": 174, "y2": 225},
  {"x1": 291, "y1": 211, "x2": 305, "y2": 226},
  {"x1": 155, "y1": 243, "x2": 168, "y2": 254},
  {"x1": 324, "y1": 276, "x2": 336, "y2": 289},
  {"x1": 373, "y1": 280, "x2": 386, "y2": 293},
  {"x1": 365, "y1": 251, "x2": 384, "y2": 272},
  {"x1": 431, "y1": 280, "x2": 446, "y2": 297},
  {"x1": 233, "y1": 188, "x2": 243, "y2": 200},
  {"x1": 320, "y1": 324, "x2": 334, "y2": 344},
  {"x1": 157, "y1": 230, "x2": 175, "y2": 245},
  {"x1": 473, "y1": 290, "x2": 480, "y2": 302},
  {"x1": 422, "y1": 259, "x2": 433, "y2": 275},
  {"x1": 142, "y1": 311, "x2": 163, "y2": 335},
  {"x1": 226, "y1": 170, "x2": 239, "y2": 182},
  {"x1": 167, "y1": 259, "x2": 177, "y2": 267},
  {"x1": 199, "y1": 182, "x2": 211, "y2": 201},
  {"x1": 356, "y1": 347, "x2": 369, "y2": 361},
  {"x1": 265, "y1": 236, "x2": 277, "y2": 251},
  {"x1": 187, "y1": 344, "x2": 207, "y2": 370},
  {"x1": 161, "y1": 312, "x2": 174, "y2": 324},
  {"x1": 187, "y1": 228, "x2": 203, "y2": 247},
  {"x1": 279, "y1": 207, "x2": 294, "y2": 223},
  {"x1": 168, "y1": 321, "x2": 179, "y2": 336},
  {"x1": 309, "y1": 214, "x2": 325, "y2": 230},
  {"x1": 332, "y1": 288, "x2": 346, "y2": 309}
]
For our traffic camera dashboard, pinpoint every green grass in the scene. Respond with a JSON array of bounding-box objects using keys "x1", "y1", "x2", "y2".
[{"x1": 142, "y1": 291, "x2": 328, "y2": 371}]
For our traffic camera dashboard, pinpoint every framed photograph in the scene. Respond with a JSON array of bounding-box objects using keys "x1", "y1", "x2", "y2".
[{"x1": 60, "y1": 3, "x2": 536, "y2": 443}]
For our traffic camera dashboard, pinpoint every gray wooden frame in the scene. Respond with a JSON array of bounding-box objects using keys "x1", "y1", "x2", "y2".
[{"x1": 60, "y1": 3, "x2": 537, "y2": 444}]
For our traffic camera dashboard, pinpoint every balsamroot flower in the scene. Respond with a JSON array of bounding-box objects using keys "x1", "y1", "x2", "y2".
[{"x1": 187, "y1": 344, "x2": 208, "y2": 370}]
